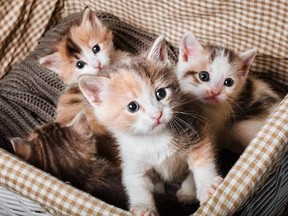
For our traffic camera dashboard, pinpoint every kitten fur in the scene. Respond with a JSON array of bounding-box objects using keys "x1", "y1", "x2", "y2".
[
  {"x1": 10, "y1": 113, "x2": 203, "y2": 216},
  {"x1": 176, "y1": 32, "x2": 285, "y2": 153},
  {"x1": 10, "y1": 112, "x2": 128, "y2": 209},
  {"x1": 55, "y1": 84, "x2": 121, "y2": 166},
  {"x1": 39, "y1": 7, "x2": 127, "y2": 84},
  {"x1": 79, "y1": 35, "x2": 222, "y2": 216}
]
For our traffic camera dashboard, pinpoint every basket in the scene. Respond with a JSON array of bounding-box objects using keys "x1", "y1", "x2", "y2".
[{"x1": 0, "y1": 1, "x2": 287, "y2": 215}]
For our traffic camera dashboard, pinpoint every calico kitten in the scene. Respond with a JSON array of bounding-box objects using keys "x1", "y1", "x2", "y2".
[
  {"x1": 79, "y1": 35, "x2": 222, "y2": 216},
  {"x1": 10, "y1": 113, "x2": 127, "y2": 209},
  {"x1": 39, "y1": 7, "x2": 127, "y2": 84},
  {"x1": 176, "y1": 32, "x2": 284, "y2": 153}
]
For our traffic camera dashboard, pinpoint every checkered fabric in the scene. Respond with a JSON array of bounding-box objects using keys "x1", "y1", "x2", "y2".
[
  {"x1": 0, "y1": 0, "x2": 63, "y2": 78},
  {"x1": 0, "y1": 0, "x2": 287, "y2": 215},
  {"x1": 0, "y1": 149, "x2": 130, "y2": 216}
]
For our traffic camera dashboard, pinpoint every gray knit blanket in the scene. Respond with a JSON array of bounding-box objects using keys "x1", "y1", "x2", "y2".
[{"x1": 0, "y1": 12, "x2": 178, "y2": 153}]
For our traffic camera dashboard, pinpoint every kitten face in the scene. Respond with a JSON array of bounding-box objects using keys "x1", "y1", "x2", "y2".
[
  {"x1": 80, "y1": 36, "x2": 179, "y2": 136},
  {"x1": 40, "y1": 8, "x2": 113, "y2": 84},
  {"x1": 177, "y1": 32, "x2": 257, "y2": 105}
]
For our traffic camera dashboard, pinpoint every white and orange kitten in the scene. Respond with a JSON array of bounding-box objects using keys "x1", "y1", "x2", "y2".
[
  {"x1": 177, "y1": 32, "x2": 283, "y2": 153},
  {"x1": 79, "y1": 35, "x2": 222, "y2": 216},
  {"x1": 39, "y1": 7, "x2": 126, "y2": 84}
]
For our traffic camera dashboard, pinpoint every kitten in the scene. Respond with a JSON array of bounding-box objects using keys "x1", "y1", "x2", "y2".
[
  {"x1": 39, "y1": 7, "x2": 127, "y2": 84},
  {"x1": 10, "y1": 112, "x2": 127, "y2": 209},
  {"x1": 79, "y1": 35, "x2": 222, "y2": 216},
  {"x1": 10, "y1": 112, "x2": 204, "y2": 216},
  {"x1": 176, "y1": 32, "x2": 284, "y2": 153}
]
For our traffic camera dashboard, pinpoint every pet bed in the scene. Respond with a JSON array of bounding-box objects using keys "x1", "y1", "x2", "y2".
[{"x1": 0, "y1": 1, "x2": 287, "y2": 215}]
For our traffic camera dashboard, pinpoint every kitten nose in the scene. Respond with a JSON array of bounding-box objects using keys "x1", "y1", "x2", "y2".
[
  {"x1": 153, "y1": 111, "x2": 163, "y2": 125},
  {"x1": 208, "y1": 90, "x2": 220, "y2": 97},
  {"x1": 93, "y1": 61, "x2": 102, "y2": 70},
  {"x1": 98, "y1": 62, "x2": 102, "y2": 70}
]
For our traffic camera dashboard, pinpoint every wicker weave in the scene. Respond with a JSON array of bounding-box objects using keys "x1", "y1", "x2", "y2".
[
  {"x1": 0, "y1": 1, "x2": 287, "y2": 216},
  {"x1": 0, "y1": 186, "x2": 50, "y2": 216},
  {"x1": 238, "y1": 146, "x2": 288, "y2": 216}
]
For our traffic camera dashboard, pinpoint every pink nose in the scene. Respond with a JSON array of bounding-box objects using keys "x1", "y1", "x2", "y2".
[
  {"x1": 208, "y1": 90, "x2": 220, "y2": 97},
  {"x1": 98, "y1": 62, "x2": 102, "y2": 70},
  {"x1": 93, "y1": 61, "x2": 102, "y2": 70},
  {"x1": 152, "y1": 111, "x2": 163, "y2": 125}
]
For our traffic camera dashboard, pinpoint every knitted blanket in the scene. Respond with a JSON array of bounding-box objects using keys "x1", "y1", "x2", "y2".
[{"x1": 0, "y1": 12, "x2": 178, "y2": 153}]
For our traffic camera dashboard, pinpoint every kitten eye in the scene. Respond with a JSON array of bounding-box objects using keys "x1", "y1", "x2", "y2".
[
  {"x1": 92, "y1": 44, "x2": 101, "y2": 54},
  {"x1": 156, "y1": 88, "x2": 167, "y2": 101},
  {"x1": 224, "y1": 78, "x2": 234, "y2": 87},
  {"x1": 199, "y1": 71, "x2": 210, "y2": 82},
  {"x1": 127, "y1": 101, "x2": 140, "y2": 113},
  {"x1": 76, "y1": 60, "x2": 85, "y2": 69}
]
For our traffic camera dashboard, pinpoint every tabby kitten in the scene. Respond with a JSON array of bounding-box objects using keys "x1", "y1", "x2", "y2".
[
  {"x1": 10, "y1": 113, "x2": 127, "y2": 209},
  {"x1": 176, "y1": 32, "x2": 284, "y2": 152},
  {"x1": 39, "y1": 7, "x2": 127, "y2": 84},
  {"x1": 79, "y1": 35, "x2": 222, "y2": 216}
]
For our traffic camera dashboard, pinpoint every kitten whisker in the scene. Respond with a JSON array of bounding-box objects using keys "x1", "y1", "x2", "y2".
[
  {"x1": 168, "y1": 120, "x2": 189, "y2": 153},
  {"x1": 173, "y1": 110, "x2": 208, "y2": 124},
  {"x1": 172, "y1": 116, "x2": 200, "y2": 144}
]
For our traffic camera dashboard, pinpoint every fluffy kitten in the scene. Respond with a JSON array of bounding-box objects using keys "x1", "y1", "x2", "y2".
[
  {"x1": 10, "y1": 113, "x2": 127, "y2": 209},
  {"x1": 10, "y1": 112, "x2": 204, "y2": 216},
  {"x1": 39, "y1": 7, "x2": 127, "y2": 84},
  {"x1": 79, "y1": 35, "x2": 222, "y2": 216},
  {"x1": 176, "y1": 32, "x2": 284, "y2": 153}
]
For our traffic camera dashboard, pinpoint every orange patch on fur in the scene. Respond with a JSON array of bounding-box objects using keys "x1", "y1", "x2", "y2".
[
  {"x1": 186, "y1": 135, "x2": 215, "y2": 168},
  {"x1": 56, "y1": 86, "x2": 87, "y2": 125},
  {"x1": 70, "y1": 22, "x2": 112, "y2": 50},
  {"x1": 103, "y1": 70, "x2": 142, "y2": 131},
  {"x1": 54, "y1": 40, "x2": 75, "y2": 82}
]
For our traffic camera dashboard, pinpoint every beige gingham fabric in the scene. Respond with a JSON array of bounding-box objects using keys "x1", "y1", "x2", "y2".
[
  {"x1": 0, "y1": 0, "x2": 63, "y2": 78},
  {"x1": 0, "y1": 149, "x2": 131, "y2": 216},
  {"x1": 0, "y1": 0, "x2": 287, "y2": 215}
]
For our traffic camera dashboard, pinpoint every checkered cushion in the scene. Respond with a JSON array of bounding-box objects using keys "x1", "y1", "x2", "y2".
[
  {"x1": 0, "y1": 0, "x2": 63, "y2": 78},
  {"x1": 0, "y1": 0, "x2": 287, "y2": 215}
]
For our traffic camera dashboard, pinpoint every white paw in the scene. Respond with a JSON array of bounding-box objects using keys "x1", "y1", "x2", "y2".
[
  {"x1": 198, "y1": 176, "x2": 223, "y2": 205},
  {"x1": 130, "y1": 205, "x2": 158, "y2": 216},
  {"x1": 207, "y1": 176, "x2": 223, "y2": 197},
  {"x1": 176, "y1": 188, "x2": 197, "y2": 204}
]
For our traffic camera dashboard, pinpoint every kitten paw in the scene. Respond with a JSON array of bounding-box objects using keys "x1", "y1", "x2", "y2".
[
  {"x1": 207, "y1": 176, "x2": 223, "y2": 197},
  {"x1": 130, "y1": 206, "x2": 158, "y2": 216},
  {"x1": 176, "y1": 188, "x2": 197, "y2": 204},
  {"x1": 199, "y1": 176, "x2": 223, "y2": 205}
]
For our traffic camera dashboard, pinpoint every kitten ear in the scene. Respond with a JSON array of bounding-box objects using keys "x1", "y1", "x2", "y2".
[
  {"x1": 239, "y1": 48, "x2": 257, "y2": 76},
  {"x1": 82, "y1": 7, "x2": 103, "y2": 29},
  {"x1": 179, "y1": 32, "x2": 204, "y2": 62},
  {"x1": 10, "y1": 138, "x2": 32, "y2": 161},
  {"x1": 79, "y1": 74, "x2": 109, "y2": 106},
  {"x1": 39, "y1": 52, "x2": 62, "y2": 73},
  {"x1": 146, "y1": 35, "x2": 169, "y2": 64},
  {"x1": 68, "y1": 111, "x2": 91, "y2": 136}
]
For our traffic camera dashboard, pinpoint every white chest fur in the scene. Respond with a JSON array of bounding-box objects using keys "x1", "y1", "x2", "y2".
[
  {"x1": 118, "y1": 132, "x2": 174, "y2": 164},
  {"x1": 117, "y1": 132, "x2": 186, "y2": 180}
]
